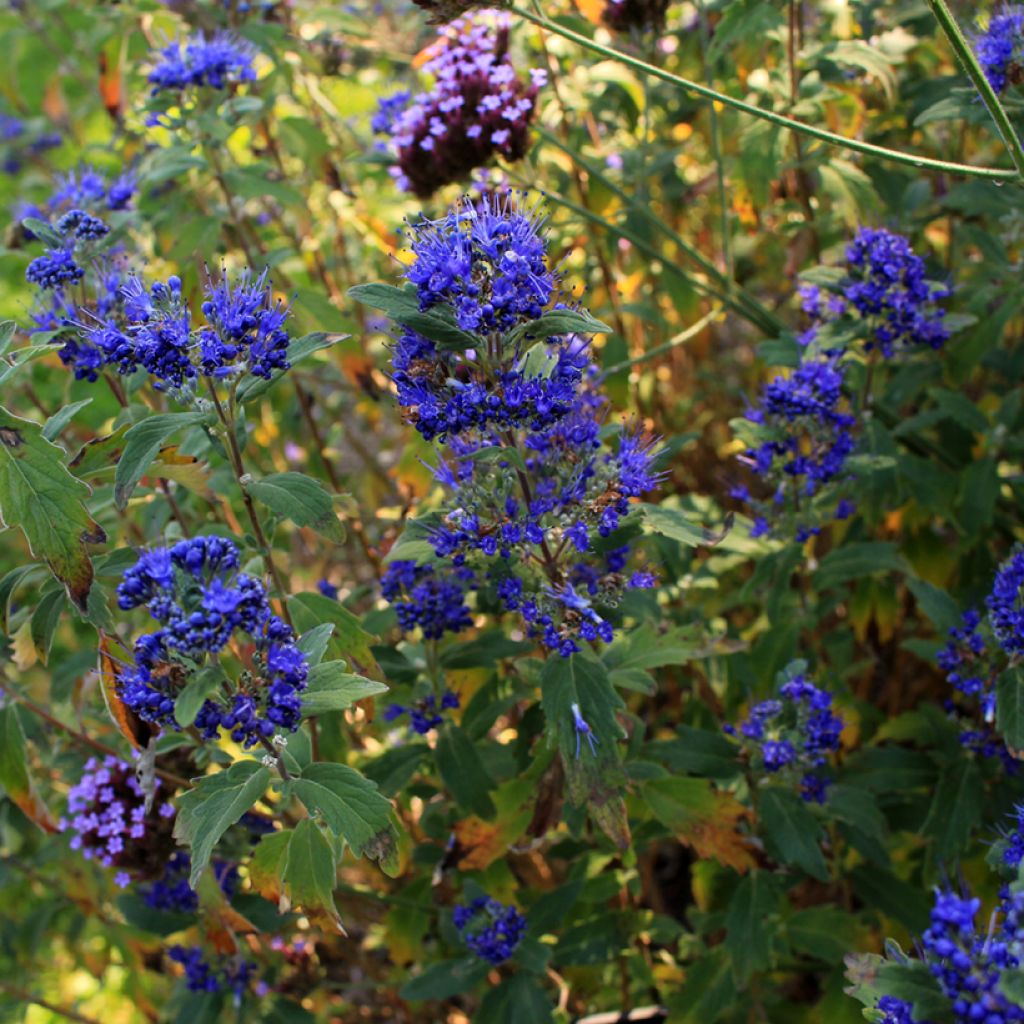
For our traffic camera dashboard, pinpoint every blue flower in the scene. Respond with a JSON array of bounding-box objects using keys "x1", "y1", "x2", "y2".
[
  {"x1": 570, "y1": 702, "x2": 598, "y2": 758},
  {"x1": 26, "y1": 247, "x2": 84, "y2": 290},
  {"x1": 381, "y1": 560, "x2": 475, "y2": 640},
  {"x1": 974, "y1": 7, "x2": 1024, "y2": 93},
  {"x1": 384, "y1": 690, "x2": 460, "y2": 735},
  {"x1": 987, "y1": 549, "x2": 1024, "y2": 657},
  {"x1": 168, "y1": 946, "x2": 255, "y2": 1004},
  {"x1": 148, "y1": 32, "x2": 257, "y2": 95},
  {"x1": 453, "y1": 896, "x2": 527, "y2": 965}
]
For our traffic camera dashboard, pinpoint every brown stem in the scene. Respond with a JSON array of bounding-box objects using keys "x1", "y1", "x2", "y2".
[{"x1": 0, "y1": 981, "x2": 105, "y2": 1024}]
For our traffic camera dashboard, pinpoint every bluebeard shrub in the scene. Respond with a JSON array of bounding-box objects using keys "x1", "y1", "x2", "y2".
[
  {"x1": 148, "y1": 33, "x2": 257, "y2": 95},
  {"x1": 383, "y1": 690, "x2": 460, "y2": 734},
  {"x1": 168, "y1": 945, "x2": 257, "y2": 1003},
  {"x1": 453, "y1": 896, "x2": 528, "y2": 964},
  {"x1": 373, "y1": 14, "x2": 544, "y2": 196},
  {"x1": 975, "y1": 7, "x2": 1024, "y2": 93}
]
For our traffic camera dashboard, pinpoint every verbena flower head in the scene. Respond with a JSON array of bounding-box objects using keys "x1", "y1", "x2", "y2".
[
  {"x1": 453, "y1": 896, "x2": 527, "y2": 964},
  {"x1": 602, "y1": 0, "x2": 670, "y2": 33},
  {"x1": 116, "y1": 536, "x2": 309, "y2": 748},
  {"x1": 381, "y1": 560, "x2": 474, "y2": 639},
  {"x1": 373, "y1": 13, "x2": 544, "y2": 197},
  {"x1": 383, "y1": 690, "x2": 460, "y2": 734},
  {"x1": 724, "y1": 661, "x2": 843, "y2": 802},
  {"x1": 168, "y1": 946, "x2": 256, "y2": 1004},
  {"x1": 148, "y1": 32, "x2": 257, "y2": 95},
  {"x1": 734, "y1": 355, "x2": 856, "y2": 540},
  {"x1": 975, "y1": 7, "x2": 1024, "y2": 93},
  {"x1": 58, "y1": 756, "x2": 176, "y2": 882}
]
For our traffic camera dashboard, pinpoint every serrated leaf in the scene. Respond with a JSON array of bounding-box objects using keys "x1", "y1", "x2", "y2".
[
  {"x1": 174, "y1": 761, "x2": 271, "y2": 887},
  {"x1": 248, "y1": 828, "x2": 291, "y2": 903},
  {"x1": 348, "y1": 283, "x2": 478, "y2": 350},
  {"x1": 29, "y1": 588, "x2": 64, "y2": 663},
  {"x1": 787, "y1": 906, "x2": 858, "y2": 964},
  {"x1": 288, "y1": 592, "x2": 380, "y2": 678},
  {"x1": 42, "y1": 399, "x2": 92, "y2": 442},
  {"x1": 399, "y1": 958, "x2": 488, "y2": 1001},
  {"x1": 540, "y1": 655, "x2": 629, "y2": 848},
  {"x1": 174, "y1": 665, "x2": 226, "y2": 728},
  {"x1": 477, "y1": 973, "x2": 555, "y2": 1023},
  {"x1": 435, "y1": 724, "x2": 496, "y2": 818},
  {"x1": 998, "y1": 668, "x2": 1024, "y2": 752},
  {"x1": 248, "y1": 472, "x2": 345, "y2": 542},
  {"x1": 280, "y1": 819, "x2": 343, "y2": 930},
  {"x1": 0, "y1": 407, "x2": 105, "y2": 612},
  {"x1": 815, "y1": 542, "x2": 907, "y2": 590},
  {"x1": 300, "y1": 661, "x2": 387, "y2": 717},
  {"x1": 641, "y1": 503, "x2": 731, "y2": 547},
  {"x1": 757, "y1": 786, "x2": 829, "y2": 881},
  {"x1": 725, "y1": 872, "x2": 779, "y2": 983},
  {"x1": 114, "y1": 412, "x2": 210, "y2": 510},
  {"x1": 292, "y1": 763, "x2": 397, "y2": 870},
  {"x1": 297, "y1": 624, "x2": 335, "y2": 667},
  {"x1": 506, "y1": 307, "x2": 612, "y2": 348},
  {"x1": 0, "y1": 705, "x2": 56, "y2": 832},
  {"x1": 921, "y1": 760, "x2": 982, "y2": 859}
]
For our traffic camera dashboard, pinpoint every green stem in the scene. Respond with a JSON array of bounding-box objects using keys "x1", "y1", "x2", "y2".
[
  {"x1": 512, "y1": 5, "x2": 1018, "y2": 181},
  {"x1": 926, "y1": 0, "x2": 1024, "y2": 182},
  {"x1": 604, "y1": 305, "x2": 723, "y2": 374}
]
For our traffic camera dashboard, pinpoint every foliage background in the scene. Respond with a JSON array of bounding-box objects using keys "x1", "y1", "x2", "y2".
[{"x1": 0, "y1": 0, "x2": 1023, "y2": 1021}]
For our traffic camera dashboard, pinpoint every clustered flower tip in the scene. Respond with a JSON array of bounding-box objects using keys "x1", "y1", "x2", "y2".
[
  {"x1": 726, "y1": 665, "x2": 842, "y2": 802},
  {"x1": 58, "y1": 755, "x2": 175, "y2": 877},
  {"x1": 169, "y1": 945, "x2": 256, "y2": 1003},
  {"x1": 975, "y1": 7, "x2": 1024, "y2": 94},
  {"x1": 0, "y1": 111, "x2": 60, "y2": 176},
  {"x1": 373, "y1": 13, "x2": 543, "y2": 196},
  {"x1": 383, "y1": 689, "x2": 460, "y2": 735},
  {"x1": 379, "y1": 192, "x2": 660, "y2": 657},
  {"x1": 148, "y1": 32, "x2": 257, "y2": 95},
  {"x1": 453, "y1": 896, "x2": 527, "y2": 964},
  {"x1": 116, "y1": 536, "x2": 309, "y2": 749}
]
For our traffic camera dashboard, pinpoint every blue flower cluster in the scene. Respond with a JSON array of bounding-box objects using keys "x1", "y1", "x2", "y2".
[
  {"x1": 373, "y1": 13, "x2": 545, "y2": 197},
  {"x1": 987, "y1": 549, "x2": 1024, "y2": 657},
  {"x1": 168, "y1": 945, "x2": 256, "y2": 1004},
  {"x1": 49, "y1": 164, "x2": 137, "y2": 213},
  {"x1": 724, "y1": 663, "x2": 843, "y2": 802},
  {"x1": 148, "y1": 32, "x2": 257, "y2": 95},
  {"x1": 735, "y1": 355, "x2": 856, "y2": 540},
  {"x1": 141, "y1": 852, "x2": 239, "y2": 914},
  {"x1": 116, "y1": 536, "x2": 309, "y2": 749},
  {"x1": 453, "y1": 896, "x2": 527, "y2": 965},
  {"x1": 800, "y1": 228, "x2": 950, "y2": 358},
  {"x1": 58, "y1": 756, "x2": 176, "y2": 885},
  {"x1": 975, "y1": 7, "x2": 1024, "y2": 93},
  {"x1": 384, "y1": 690, "x2": 460, "y2": 734},
  {"x1": 0, "y1": 112, "x2": 60, "y2": 175},
  {"x1": 381, "y1": 560, "x2": 474, "y2": 639},
  {"x1": 57, "y1": 268, "x2": 292, "y2": 394},
  {"x1": 374, "y1": 193, "x2": 660, "y2": 657},
  {"x1": 874, "y1": 996, "x2": 918, "y2": 1024}
]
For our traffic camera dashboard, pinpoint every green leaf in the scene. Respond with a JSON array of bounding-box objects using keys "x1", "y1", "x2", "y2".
[
  {"x1": 22, "y1": 216, "x2": 63, "y2": 247},
  {"x1": 114, "y1": 411, "x2": 210, "y2": 510},
  {"x1": 0, "y1": 321, "x2": 15, "y2": 360},
  {"x1": 873, "y1": 961, "x2": 951, "y2": 1020},
  {"x1": 1000, "y1": 969, "x2": 1024, "y2": 1007},
  {"x1": 236, "y1": 333, "x2": 347, "y2": 403},
  {"x1": 541, "y1": 655, "x2": 629, "y2": 848},
  {"x1": 0, "y1": 406, "x2": 105, "y2": 612},
  {"x1": 435, "y1": 724, "x2": 496, "y2": 818},
  {"x1": 280, "y1": 819, "x2": 342, "y2": 929},
  {"x1": 906, "y1": 577, "x2": 962, "y2": 634},
  {"x1": 248, "y1": 472, "x2": 345, "y2": 543},
  {"x1": 506, "y1": 307, "x2": 612, "y2": 348},
  {"x1": 174, "y1": 666, "x2": 226, "y2": 728},
  {"x1": 477, "y1": 973, "x2": 554, "y2": 1023},
  {"x1": 998, "y1": 667, "x2": 1024, "y2": 751},
  {"x1": 292, "y1": 763, "x2": 398, "y2": 872},
  {"x1": 815, "y1": 542, "x2": 907, "y2": 589},
  {"x1": 399, "y1": 958, "x2": 488, "y2": 1001},
  {"x1": 288, "y1": 592, "x2": 380, "y2": 678},
  {"x1": 42, "y1": 399, "x2": 92, "y2": 442},
  {"x1": 29, "y1": 588, "x2": 64, "y2": 663},
  {"x1": 173, "y1": 761, "x2": 271, "y2": 887},
  {"x1": 725, "y1": 872, "x2": 779, "y2": 983},
  {"x1": 758, "y1": 787, "x2": 828, "y2": 881},
  {"x1": 0, "y1": 705, "x2": 55, "y2": 831},
  {"x1": 647, "y1": 726, "x2": 741, "y2": 779},
  {"x1": 922, "y1": 759, "x2": 982, "y2": 859},
  {"x1": 300, "y1": 661, "x2": 388, "y2": 717},
  {"x1": 787, "y1": 906, "x2": 858, "y2": 964},
  {"x1": 347, "y1": 283, "x2": 478, "y2": 350},
  {"x1": 297, "y1": 624, "x2": 335, "y2": 667},
  {"x1": 640, "y1": 503, "x2": 730, "y2": 547},
  {"x1": 363, "y1": 743, "x2": 429, "y2": 797}
]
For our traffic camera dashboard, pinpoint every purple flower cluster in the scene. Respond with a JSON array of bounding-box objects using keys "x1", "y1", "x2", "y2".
[
  {"x1": 381, "y1": 560, "x2": 474, "y2": 639},
  {"x1": 602, "y1": 0, "x2": 669, "y2": 33},
  {"x1": 116, "y1": 536, "x2": 309, "y2": 749},
  {"x1": 974, "y1": 7, "x2": 1024, "y2": 93},
  {"x1": 453, "y1": 896, "x2": 527, "y2": 965},
  {"x1": 725, "y1": 663, "x2": 843, "y2": 802},
  {"x1": 735, "y1": 355, "x2": 856, "y2": 540},
  {"x1": 800, "y1": 228, "x2": 950, "y2": 358},
  {"x1": 383, "y1": 690, "x2": 460, "y2": 734},
  {"x1": 148, "y1": 32, "x2": 257, "y2": 95},
  {"x1": 168, "y1": 945, "x2": 256, "y2": 1003},
  {"x1": 49, "y1": 164, "x2": 137, "y2": 213},
  {"x1": 373, "y1": 13, "x2": 544, "y2": 197},
  {"x1": 369, "y1": 193, "x2": 660, "y2": 657},
  {"x1": 0, "y1": 112, "x2": 60, "y2": 175},
  {"x1": 58, "y1": 756, "x2": 176, "y2": 885}
]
